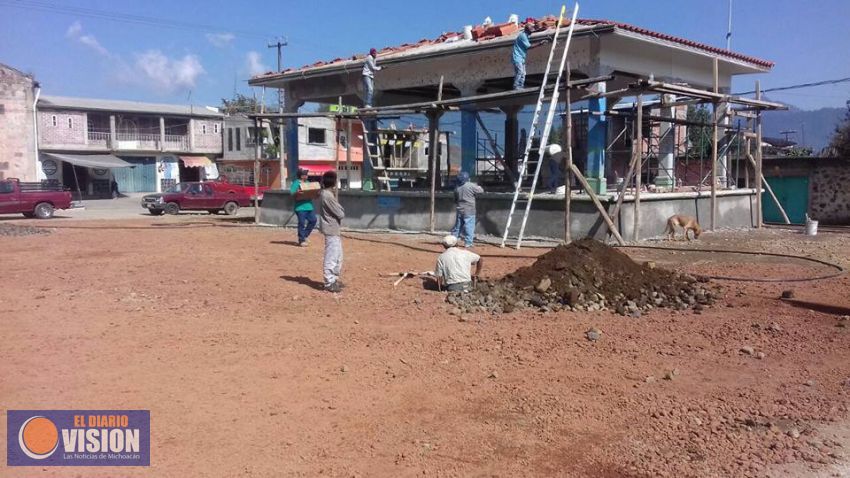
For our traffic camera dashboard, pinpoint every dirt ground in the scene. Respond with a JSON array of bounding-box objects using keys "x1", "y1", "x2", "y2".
[{"x1": 2, "y1": 217, "x2": 850, "y2": 477}]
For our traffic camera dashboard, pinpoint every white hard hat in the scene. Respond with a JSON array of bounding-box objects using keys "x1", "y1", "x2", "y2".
[
  {"x1": 546, "y1": 144, "x2": 562, "y2": 156},
  {"x1": 441, "y1": 235, "x2": 459, "y2": 247}
]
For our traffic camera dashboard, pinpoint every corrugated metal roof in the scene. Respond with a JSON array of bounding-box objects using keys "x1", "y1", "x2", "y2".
[{"x1": 38, "y1": 95, "x2": 224, "y2": 117}]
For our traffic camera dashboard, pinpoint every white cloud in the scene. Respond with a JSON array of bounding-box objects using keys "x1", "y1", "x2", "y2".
[
  {"x1": 246, "y1": 51, "x2": 269, "y2": 76},
  {"x1": 205, "y1": 32, "x2": 235, "y2": 47},
  {"x1": 133, "y1": 50, "x2": 205, "y2": 92},
  {"x1": 66, "y1": 21, "x2": 110, "y2": 57}
]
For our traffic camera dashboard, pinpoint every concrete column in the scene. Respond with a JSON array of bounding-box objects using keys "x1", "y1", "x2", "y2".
[
  {"x1": 501, "y1": 105, "x2": 521, "y2": 183},
  {"x1": 109, "y1": 115, "x2": 116, "y2": 150},
  {"x1": 159, "y1": 117, "x2": 166, "y2": 151},
  {"x1": 188, "y1": 119, "x2": 195, "y2": 151},
  {"x1": 585, "y1": 82, "x2": 607, "y2": 194},
  {"x1": 283, "y1": 100, "x2": 304, "y2": 186},
  {"x1": 717, "y1": 103, "x2": 730, "y2": 188},
  {"x1": 655, "y1": 94, "x2": 675, "y2": 189},
  {"x1": 456, "y1": 83, "x2": 482, "y2": 177}
]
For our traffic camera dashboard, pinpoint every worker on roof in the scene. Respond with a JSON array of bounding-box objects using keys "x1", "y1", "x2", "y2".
[
  {"x1": 451, "y1": 171, "x2": 484, "y2": 248},
  {"x1": 362, "y1": 48, "x2": 382, "y2": 107},
  {"x1": 512, "y1": 20, "x2": 548, "y2": 90},
  {"x1": 435, "y1": 235, "x2": 483, "y2": 293}
]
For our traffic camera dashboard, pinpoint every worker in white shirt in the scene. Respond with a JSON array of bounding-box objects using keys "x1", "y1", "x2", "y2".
[
  {"x1": 362, "y1": 48, "x2": 382, "y2": 107},
  {"x1": 435, "y1": 235, "x2": 483, "y2": 293}
]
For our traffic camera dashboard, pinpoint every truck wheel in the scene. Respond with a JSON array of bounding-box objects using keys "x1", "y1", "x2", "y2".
[
  {"x1": 223, "y1": 201, "x2": 239, "y2": 216},
  {"x1": 164, "y1": 202, "x2": 180, "y2": 215},
  {"x1": 34, "y1": 202, "x2": 55, "y2": 219},
  {"x1": 149, "y1": 209, "x2": 164, "y2": 216}
]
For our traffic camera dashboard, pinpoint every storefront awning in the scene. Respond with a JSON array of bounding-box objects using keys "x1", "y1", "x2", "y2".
[
  {"x1": 180, "y1": 156, "x2": 213, "y2": 168},
  {"x1": 45, "y1": 153, "x2": 133, "y2": 168},
  {"x1": 300, "y1": 164, "x2": 335, "y2": 174}
]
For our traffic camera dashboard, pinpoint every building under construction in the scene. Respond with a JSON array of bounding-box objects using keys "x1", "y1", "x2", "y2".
[{"x1": 249, "y1": 12, "x2": 785, "y2": 243}]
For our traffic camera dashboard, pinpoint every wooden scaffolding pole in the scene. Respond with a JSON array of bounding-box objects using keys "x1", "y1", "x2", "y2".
[
  {"x1": 746, "y1": 153, "x2": 790, "y2": 224},
  {"x1": 610, "y1": 95, "x2": 642, "y2": 234},
  {"x1": 564, "y1": 62, "x2": 572, "y2": 243},
  {"x1": 710, "y1": 57, "x2": 719, "y2": 231},
  {"x1": 345, "y1": 120, "x2": 352, "y2": 190},
  {"x1": 633, "y1": 94, "x2": 643, "y2": 241},
  {"x1": 755, "y1": 80, "x2": 764, "y2": 228},
  {"x1": 427, "y1": 110, "x2": 442, "y2": 233},
  {"x1": 253, "y1": 117, "x2": 261, "y2": 224},
  {"x1": 569, "y1": 163, "x2": 625, "y2": 245}
]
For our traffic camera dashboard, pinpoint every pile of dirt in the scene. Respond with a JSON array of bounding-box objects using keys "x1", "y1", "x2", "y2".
[
  {"x1": 448, "y1": 239, "x2": 715, "y2": 316},
  {"x1": 0, "y1": 224, "x2": 50, "y2": 237}
]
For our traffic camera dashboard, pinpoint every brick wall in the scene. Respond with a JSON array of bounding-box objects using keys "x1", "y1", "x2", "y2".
[
  {"x1": 38, "y1": 110, "x2": 87, "y2": 146},
  {"x1": 193, "y1": 119, "x2": 222, "y2": 150},
  {"x1": 0, "y1": 64, "x2": 36, "y2": 180}
]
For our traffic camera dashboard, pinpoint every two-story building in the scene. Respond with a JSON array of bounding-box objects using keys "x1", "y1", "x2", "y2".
[{"x1": 36, "y1": 95, "x2": 223, "y2": 197}]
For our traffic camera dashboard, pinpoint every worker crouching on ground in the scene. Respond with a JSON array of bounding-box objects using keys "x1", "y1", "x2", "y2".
[
  {"x1": 546, "y1": 143, "x2": 564, "y2": 193},
  {"x1": 291, "y1": 168, "x2": 317, "y2": 246},
  {"x1": 435, "y1": 235, "x2": 482, "y2": 293},
  {"x1": 319, "y1": 171, "x2": 345, "y2": 292},
  {"x1": 451, "y1": 171, "x2": 484, "y2": 248},
  {"x1": 362, "y1": 48, "x2": 382, "y2": 107}
]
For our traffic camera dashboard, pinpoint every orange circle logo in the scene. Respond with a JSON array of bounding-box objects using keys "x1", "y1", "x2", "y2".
[{"x1": 18, "y1": 416, "x2": 59, "y2": 459}]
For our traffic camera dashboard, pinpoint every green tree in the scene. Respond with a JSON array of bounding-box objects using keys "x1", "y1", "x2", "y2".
[
  {"x1": 687, "y1": 105, "x2": 712, "y2": 159},
  {"x1": 828, "y1": 105, "x2": 850, "y2": 158},
  {"x1": 221, "y1": 94, "x2": 261, "y2": 115}
]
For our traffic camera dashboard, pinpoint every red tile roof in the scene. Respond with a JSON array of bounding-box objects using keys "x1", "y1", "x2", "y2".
[{"x1": 252, "y1": 16, "x2": 772, "y2": 79}]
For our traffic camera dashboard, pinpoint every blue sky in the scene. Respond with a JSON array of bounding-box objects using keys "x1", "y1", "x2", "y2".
[{"x1": 1, "y1": 0, "x2": 848, "y2": 110}]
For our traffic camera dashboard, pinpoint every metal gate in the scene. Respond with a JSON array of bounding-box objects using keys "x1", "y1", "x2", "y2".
[
  {"x1": 112, "y1": 157, "x2": 157, "y2": 192},
  {"x1": 763, "y1": 175, "x2": 809, "y2": 225}
]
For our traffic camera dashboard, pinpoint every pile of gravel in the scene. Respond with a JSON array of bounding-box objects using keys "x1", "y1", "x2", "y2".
[
  {"x1": 0, "y1": 224, "x2": 51, "y2": 237},
  {"x1": 448, "y1": 239, "x2": 715, "y2": 316}
]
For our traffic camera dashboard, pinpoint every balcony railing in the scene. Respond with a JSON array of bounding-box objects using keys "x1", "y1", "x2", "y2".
[
  {"x1": 115, "y1": 132, "x2": 160, "y2": 150},
  {"x1": 87, "y1": 131, "x2": 110, "y2": 146},
  {"x1": 163, "y1": 134, "x2": 188, "y2": 151}
]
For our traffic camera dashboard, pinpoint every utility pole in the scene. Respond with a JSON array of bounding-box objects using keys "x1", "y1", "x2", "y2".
[
  {"x1": 726, "y1": 0, "x2": 733, "y2": 50},
  {"x1": 268, "y1": 37, "x2": 288, "y2": 187}
]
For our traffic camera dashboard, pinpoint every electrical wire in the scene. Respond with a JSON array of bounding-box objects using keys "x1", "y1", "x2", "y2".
[{"x1": 735, "y1": 76, "x2": 850, "y2": 96}]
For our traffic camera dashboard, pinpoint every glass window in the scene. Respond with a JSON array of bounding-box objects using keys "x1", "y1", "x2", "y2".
[
  {"x1": 235, "y1": 128, "x2": 241, "y2": 150},
  {"x1": 308, "y1": 127, "x2": 326, "y2": 145},
  {"x1": 0, "y1": 181, "x2": 13, "y2": 193},
  {"x1": 51, "y1": 115, "x2": 57, "y2": 127},
  {"x1": 202, "y1": 124, "x2": 207, "y2": 134},
  {"x1": 227, "y1": 128, "x2": 233, "y2": 151},
  {"x1": 214, "y1": 123, "x2": 219, "y2": 134},
  {"x1": 68, "y1": 117, "x2": 73, "y2": 129}
]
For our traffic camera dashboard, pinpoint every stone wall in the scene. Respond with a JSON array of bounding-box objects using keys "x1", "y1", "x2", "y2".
[
  {"x1": 810, "y1": 162, "x2": 850, "y2": 224},
  {"x1": 0, "y1": 64, "x2": 36, "y2": 180}
]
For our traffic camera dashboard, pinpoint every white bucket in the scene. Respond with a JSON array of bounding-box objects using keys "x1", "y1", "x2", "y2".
[
  {"x1": 463, "y1": 25, "x2": 473, "y2": 40},
  {"x1": 805, "y1": 217, "x2": 818, "y2": 236}
]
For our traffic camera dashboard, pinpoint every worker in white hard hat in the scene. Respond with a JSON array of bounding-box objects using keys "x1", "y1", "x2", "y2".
[
  {"x1": 545, "y1": 143, "x2": 565, "y2": 193},
  {"x1": 434, "y1": 235, "x2": 483, "y2": 293}
]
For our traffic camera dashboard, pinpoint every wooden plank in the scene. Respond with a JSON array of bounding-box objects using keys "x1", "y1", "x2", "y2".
[
  {"x1": 746, "y1": 153, "x2": 791, "y2": 224},
  {"x1": 633, "y1": 94, "x2": 643, "y2": 241},
  {"x1": 569, "y1": 163, "x2": 625, "y2": 246},
  {"x1": 710, "y1": 57, "x2": 719, "y2": 231},
  {"x1": 755, "y1": 81, "x2": 764, "y2": 228},
  {"x1": 610, "y1": 95, "x2": 641, "y2": 234}
]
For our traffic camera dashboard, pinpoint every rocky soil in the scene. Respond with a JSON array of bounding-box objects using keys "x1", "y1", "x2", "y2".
[
  {"x1": 0, "y1": 223, "x2": 51, "y2": 237},
  {"x1": 449, "y1": 239, "x2": 715, "y2": 316}
]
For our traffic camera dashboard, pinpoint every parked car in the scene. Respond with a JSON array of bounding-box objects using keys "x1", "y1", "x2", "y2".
[
  {"x1": 141, "y1": 182, "x2": 252, "y2": 216},
  {"x1": 210, "y1": 178, "x2": 270, "y2": 201},
  {"x1": 0, "y1": 178, "x2": 72, "y2": 219}
]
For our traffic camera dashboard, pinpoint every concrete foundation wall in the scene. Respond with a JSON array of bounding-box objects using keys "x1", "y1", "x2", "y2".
[{"x1": 260, "y1": 189, "x2": 756, "y2": 241}]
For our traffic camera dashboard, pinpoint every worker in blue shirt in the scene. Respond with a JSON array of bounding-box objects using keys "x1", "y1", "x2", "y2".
[{"x1": 512, "y1": 20, "x2": 548, "y2": 90}]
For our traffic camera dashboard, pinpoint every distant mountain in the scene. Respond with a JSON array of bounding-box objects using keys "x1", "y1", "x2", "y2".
[{"x1": 761, "y1": 102, "x2": 845, "y2": 153}]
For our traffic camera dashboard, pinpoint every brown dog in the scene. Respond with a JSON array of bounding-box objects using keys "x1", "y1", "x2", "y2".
[{"x1": 665, "y1": 215, "x2": 702, "y2": 241}]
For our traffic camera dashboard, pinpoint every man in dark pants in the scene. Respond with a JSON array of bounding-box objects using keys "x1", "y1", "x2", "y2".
[{"x1": 290, "y1": 168, "x2": 317, "y2": 247}]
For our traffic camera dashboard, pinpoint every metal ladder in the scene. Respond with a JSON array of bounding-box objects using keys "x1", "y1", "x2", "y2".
[
  {"x1": 360, "y1": 118, "x2": 392, "y2": 190},
  {"x1": 500, "y1": 3, "x2": 580, "y2": 249}
]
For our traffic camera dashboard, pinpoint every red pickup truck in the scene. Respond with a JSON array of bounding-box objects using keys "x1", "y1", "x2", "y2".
[
  {"x1": 0, "y1": 178, "x2": 72, "y2": 219},
  {"x1": 141, "y1": 182, "x2": 253, "y2": 216}
]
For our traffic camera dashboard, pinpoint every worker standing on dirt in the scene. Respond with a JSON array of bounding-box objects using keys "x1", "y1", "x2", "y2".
[
  {"x1": 435, "y1": 235, "x2": 483, "y2": 292},
  {"x1": 362, "y1": 48, "x2": 382, "y2": 107},
  {"x1": 319, "y1": 171, "x2": 345, "y2": 292},
  {"x1": 451, "y1": 171, "x2": 484, "y2": 248},
  {"x1": 291, "y1": 168, "x2": 317, "y2": 247}
]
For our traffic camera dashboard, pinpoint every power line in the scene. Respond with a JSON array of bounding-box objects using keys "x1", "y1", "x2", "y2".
[
  {"x1": 736, "y1": 76, "x2": 850, "y2": 96},
  {"x1": 1, "y1": 0, "x2": 274, "y2": 39}
]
